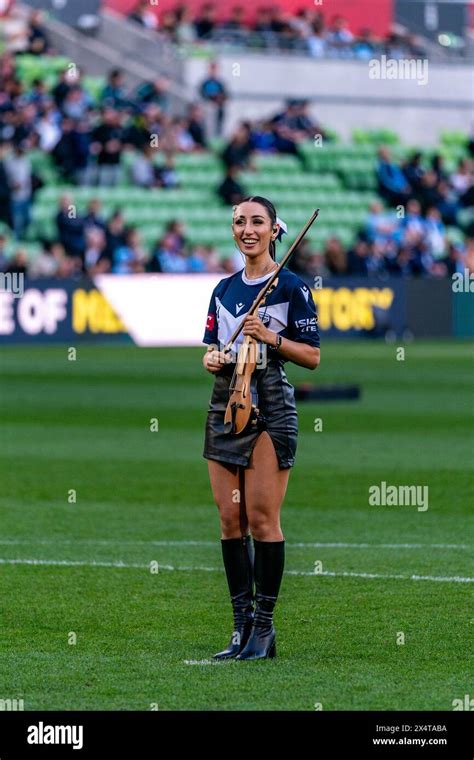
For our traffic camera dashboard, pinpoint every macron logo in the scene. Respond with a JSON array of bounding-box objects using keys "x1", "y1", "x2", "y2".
[
  {"x1": 27, "y1": 722, "x2": 83, "y2": 750},
  {"x1": 235, "y1": 302, "x2": 245, "y2": 315},
  {"x1": 300, "y1": 286, "x2": 309, "y2": 302}
]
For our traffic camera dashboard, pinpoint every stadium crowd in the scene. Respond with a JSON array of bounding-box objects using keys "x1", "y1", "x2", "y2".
[
  {"x1": 0, "y1": 7, "x2": 472, "y2": 280},
  {"x1": 127, "y1": 1, "x2": 426, "y2": 60}
]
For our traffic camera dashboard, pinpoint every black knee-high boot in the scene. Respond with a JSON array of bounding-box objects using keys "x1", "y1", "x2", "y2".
[
  {"x1": 236, "y1": 539, "x2": 285, "y2": 660},
  {"x1": 213, "y1": 535, "x2": 255, "y2": 660}
]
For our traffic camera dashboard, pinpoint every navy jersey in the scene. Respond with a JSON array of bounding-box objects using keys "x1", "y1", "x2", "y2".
[{"x1": 203, "y1": 267, "x2": 320, "y2": 359}]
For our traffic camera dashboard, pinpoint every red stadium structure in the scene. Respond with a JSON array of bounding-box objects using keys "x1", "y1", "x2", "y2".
[{"x1": 104, "y1": 0, "x2": 394, "y2": 37}]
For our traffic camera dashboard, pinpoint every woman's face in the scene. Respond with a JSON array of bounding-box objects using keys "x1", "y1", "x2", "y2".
[{"x1": 232, "y1": 201, "x2": 277, "y2": 258}]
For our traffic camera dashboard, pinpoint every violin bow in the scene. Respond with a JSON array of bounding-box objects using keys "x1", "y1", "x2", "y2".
[{"x1": 223, "y1": 208, "x2": 320, "y2": 355}]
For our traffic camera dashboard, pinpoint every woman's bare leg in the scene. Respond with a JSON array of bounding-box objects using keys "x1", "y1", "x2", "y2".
[
  {"x1": 207, "y1": 459, "x2": 248, "y2": 538},
  {"x1": 243, "y1": 431, "x2": 290, "y2": 540}
]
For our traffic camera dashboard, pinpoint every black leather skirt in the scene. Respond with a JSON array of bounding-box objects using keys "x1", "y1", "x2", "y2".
[{"x1": 203, "y1": 360, "x2": 298, "y2": 470}]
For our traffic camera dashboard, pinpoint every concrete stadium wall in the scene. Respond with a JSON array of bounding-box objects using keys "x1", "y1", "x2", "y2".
[{"x1": 185, "y1": 55, "x2": 474, "y2": 145}]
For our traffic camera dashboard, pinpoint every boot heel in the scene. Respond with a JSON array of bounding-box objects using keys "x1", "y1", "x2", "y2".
[{"x1": 268, "y1": 639, "x2": 276, "y2": 658}]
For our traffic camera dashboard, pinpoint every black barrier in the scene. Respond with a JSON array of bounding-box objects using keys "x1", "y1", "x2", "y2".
[
  {"x1": 301, "y1": 276, "x2": 407, "y2": 338},
  {"x1": 0, "y1": 277, "x2": 129, "y2": 344}
]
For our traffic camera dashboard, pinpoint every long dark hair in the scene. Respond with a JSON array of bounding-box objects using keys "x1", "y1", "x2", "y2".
[{"x1": 239, "y1": 195, "x2": 278, "y2": 261}]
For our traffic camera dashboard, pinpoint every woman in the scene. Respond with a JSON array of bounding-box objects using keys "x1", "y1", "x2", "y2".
[{"x1": 202, "y1": 196, "x2": 320, "y2": 661}]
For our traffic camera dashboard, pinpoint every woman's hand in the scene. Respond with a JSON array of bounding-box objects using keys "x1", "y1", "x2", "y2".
[
  {"x1": 203, "y1": 346, "x2": 230, "y2": 374},
  {"x1": 242, "y1": 314, "x2": 276, "y2": 346}
]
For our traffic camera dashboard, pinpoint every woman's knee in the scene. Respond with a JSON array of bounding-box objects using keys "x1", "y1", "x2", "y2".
[
  {"x1": 217, "y1": 504, "x2": 247, "y2": 538},
  {"x1": 247, "y1": 511, "x2": 281, "y2": 541}
]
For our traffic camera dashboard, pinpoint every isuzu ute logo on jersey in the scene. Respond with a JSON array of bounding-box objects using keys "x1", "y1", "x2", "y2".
[
  {"x1": 206, "y1": 313, "x2": 215, "y2": 331},
  {"x1": 235, "y1": 302, "x2": 245, "y2": 315},
  {"x1": 294, "y1": 317, "x2": 318, "y2": 331}
]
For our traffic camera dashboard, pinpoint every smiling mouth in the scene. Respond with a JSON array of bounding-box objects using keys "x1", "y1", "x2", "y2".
[{"x1": 242, "y1": 239, "x2": 258, "y2": 246}]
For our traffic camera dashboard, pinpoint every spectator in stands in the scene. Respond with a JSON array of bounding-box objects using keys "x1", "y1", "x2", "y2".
[
  {"x1": 424, "y1": 207, "x2": 446, "y2": 259},
  {"x1": 417, "y1": 170, "x2": 441, "y2": 213},
  {"x1": 187, "y1": 103, "x2": 208, "y2": 149},
  {"x1": 353, "y1": 28, "x2": 377, "y2": 60},
  {"x1": 431, "y1": 154, "x2": 448, "y2": 183},
  {"x1": 52, "y1": 68, "x2": 75, "y2": 110},
  {"x1": 436, "y1": 180, "x2": 460, "y2": 226},
  {"x1": 104, "y1": 210, "x2": 126, "y2": 261},
  {"x1": 131, "y1": 144, "x2": 159, "y2": 188},
  {"x1": 52, "y1": 117, "x2": 90, "y2": 184},
  {"x1": 269, "y1": 101, "x2": 310, "y2": 168},
  {"x1": 27, "y1": 79, "x2": 50, "y2": 110},
  {"x1": 249, "y1": 120, "x2": 277, "y2": 152},
  {"x1": 365, "y1": 200, "x2": 398, "y2": 245},
  {"x1": 402, "y1": 199, "x2": 425, "y2": 238},
  {"x1": 27, "y1": 10, "x2": 50, "y2": 56},
  {"x1": 403, "y1": 151, "x2": 425, "y2": 194},
  {"x1": 217, "y1": 164, "x2": 246, "y2": 206},
  {"x1": 29, "y1": 241, "x2": 65, "y2": 278},
  {"x1": 84, "y1": 198, "x2": 107, "y2": 232},
  {"x1": 5, "y1": 143, "x2": 32, "y2": 239},
  {"x1": 254, "y1": 6, "x2": 276, "y2": 47},
  {"x1": 0, "y1": 5, "x2": 29, "y2": 53},
  {"x1": 155, "y1": 155, "x2": 179, "y2": 188},
  {"x1": 347, "y1": 238, "x2": 371, "y2": 276},
  {"x1": 199, "y1": 60, "x2": 228, "y2": 136},
  {"x1": 307, "y1": 13, "x2": 326, "y2": 58},
  {"x1": 112, "y1": 227, "x2": 146, "y2": 274},
  {"x1": 90, "y1": 108, "x2": 124, "y2": 186},
  {"x1": 0, "y1": 141, "x2": 12, "y2": 230},
  {"x1": 174, "y1": 5, "x2": 196, "y2": 44},
  {"x1": 150, "y1": 232, "x2": 187, "y2": 273},
  {"x1": 289, "y1": 8, "x2": 314, "y2": 42},
  {"x1": 164, "y1": 219, "x2": 187, "y2": 254},
  {"x1": 221, "y1": 123, "x2": 253, "y2": 169},
  {"x1": 5, "y1": 249, "x2": 28, "y2": 275},
  {"x1": 268, "y1": 6, "x2": 288, "y2": 36},
  {"x1": 218, "y1": 6, "x2": 247, "y2": 45},
  {"x1": 194, "y1": 3, "x2": 217, "y2": 40},
  {"x1": 128, "y1": 1, "x2": 158, "y2": 31},
  {"x1": 135, "y1": 77, "x2": 171, "y2": 112},
  {"x1": 84, "y1": 227, "x2": 110, "y2": 274},
  {"x1": 376, "y1": 147, "x2": 412, "y2": 207},
  {"x1": 35, "y1": 105, "x2": 62, "y2": 153},
  {"x1": 62, "y1": 85, "x2": 92, "y2": 121},
  {"x1": 389, "y1": 245, "x2": 421, "y2": 277},
  {"x1": 327, "y1": 15, "x2": 354, "y2": 56},
  {"x1": 0, "y1": 234, "x2": 9, "y2": 272},
  {"x1": 101, "y1": 69, "x2": 129, "y2": 111},
  {"x1": 184, "y1": 245, "x2": 208, "y2": 272},
  {"x1": 291, "y1": 99, "x2": 322, "y2": 140},
  {"x1": 56, "y1": 194, "x2": 86, "y2": 261},
  {"x1": 324, "y1": 237, "x2": 347, "y2": 275},
  {"x1": 171, "y1": 116, "x2": 197, "y2": 152},
  {"x1": 12, "y1": 103, "x2": 37, "y2": 148},
  {"x1": 287, "y1": 239, "x2": 318, "y2": 276},
  {"x1": 450, "y1": 158, "x2": 473, "y2": 197},
  {"x1": 160, "y1": 10, "x2": 180, "y2": 42}
]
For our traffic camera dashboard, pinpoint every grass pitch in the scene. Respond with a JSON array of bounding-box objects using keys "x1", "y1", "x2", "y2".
[{"x1": 0, "y1": 340, "x2": 472, "y2": 711}]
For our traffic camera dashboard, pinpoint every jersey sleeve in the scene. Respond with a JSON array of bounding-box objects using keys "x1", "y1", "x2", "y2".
[
  {"x1": 287, "y1": 281, "x2": 320, "y2": 348},
  {"x1": 203, "y1": 287, "x2": 218, "y2": 345}
]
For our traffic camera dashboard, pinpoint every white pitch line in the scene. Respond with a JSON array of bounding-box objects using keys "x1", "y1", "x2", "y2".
[
  {"x1": 0, "y1": 558, "x2": 472, "y2": 583},
  {"x1": 0, "y1": 539, "x2": 468, "y2": 550}
]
